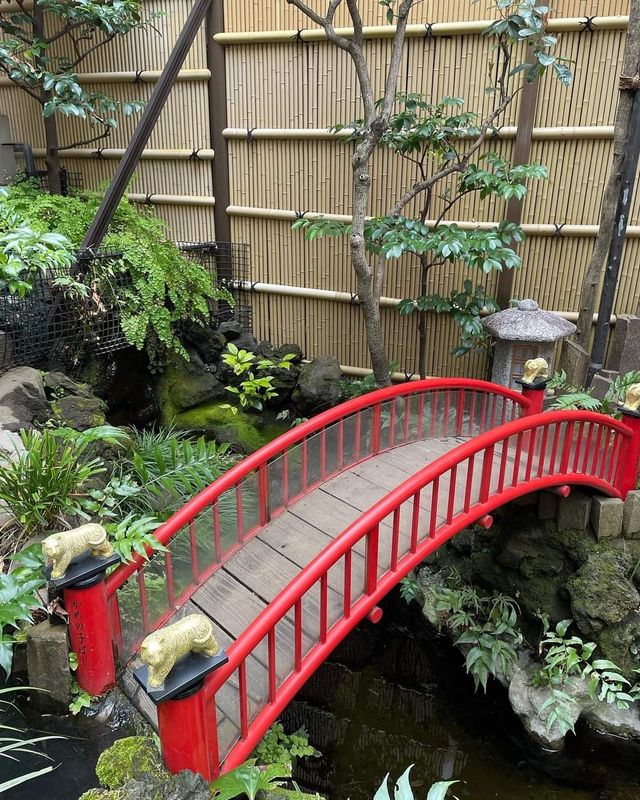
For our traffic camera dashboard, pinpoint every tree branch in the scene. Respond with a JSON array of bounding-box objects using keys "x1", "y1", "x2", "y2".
[{"x1": 57, "y1": 127, "x2": 112, "y2": 151}]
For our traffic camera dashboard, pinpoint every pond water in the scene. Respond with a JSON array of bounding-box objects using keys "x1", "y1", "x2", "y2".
[
  {"x1": 0, "y1": 697, "x2": 135, "y2": 800},
  {"x1": 5, "y1": 592, "x2": 640, "y2": 800},
  {"x1": 282, "y1": 593, "x2": 640, "y2": 800}
]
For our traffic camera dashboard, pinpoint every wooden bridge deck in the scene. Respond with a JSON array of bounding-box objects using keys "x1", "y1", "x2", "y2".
[{"x1": 121, "y1": 434, "x2": 470, "y2": 742}]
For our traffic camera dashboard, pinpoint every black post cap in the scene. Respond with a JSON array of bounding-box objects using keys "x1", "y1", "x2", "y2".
[
  {"x1": 515, "y1": 377, "x2": 549, "y2": 390},
  {"x1": 133, "y1": 651, "x2": 229, "y2": 704},
  {"x1": 45, "y1": 551, "x2": 121, "y2": 590}
]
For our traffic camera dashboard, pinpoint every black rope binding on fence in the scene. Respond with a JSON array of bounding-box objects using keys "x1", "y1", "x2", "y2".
[
  {"x1": 424, "y1": 22, "x2": 434, "y2": 38},
  {"x1": 580, "y1": 16, "x2": 597, "y2": 33},
  {"x1": 405, "y1": 371, "x2": 416, "y2": 382},
  {"x1": 133, "y1": 69, "x2": 144, "y2": 83},
  {"x1": 189, "y1": 148, "x2": 202, "y2": 160},
  {"x1": 246, "y1": 127, "x2": 256, "y2": 143},
  {"x1": 293, "y1": 29, "x2": 307, "y2": 44},
  {"x1": 93, "y1": 148, "x2": 105, "y2": 160},
  {"x1": 553, "y1": 223, "x2": 566, "y2": 237},
  {"x1": 350, "y1": 293, "x2": 359, "y2": 305},
  {"x1": 144, "y1": 193, "x2": 155, "y2": 205},
  {"x1": 294, "y1": 210, "x2": 308, "y2": 219}
]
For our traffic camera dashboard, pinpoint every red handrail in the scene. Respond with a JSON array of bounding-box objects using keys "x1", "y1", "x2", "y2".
[
  {"x1": 106, "y1": 378, "x2": 528, "y2": 596},
  {"x1": 203, "y1": 409, "x2": 631, "y2": 771}
]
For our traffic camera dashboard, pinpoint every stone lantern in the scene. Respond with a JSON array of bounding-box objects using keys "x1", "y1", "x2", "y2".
[{"x1": 482, "y1": 299, "x2": 576, "y2": 388}]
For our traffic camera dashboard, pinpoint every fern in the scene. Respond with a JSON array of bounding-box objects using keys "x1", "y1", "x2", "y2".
[
  {"x1": 550, "y1": 392, "x2": 602, "y2": 412},
  {"x1": 117, "y1": 432, "x2": 235, "y2": 519}
]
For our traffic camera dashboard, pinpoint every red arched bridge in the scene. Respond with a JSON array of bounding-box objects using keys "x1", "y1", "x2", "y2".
[{"x1": 63, "y1": 378, "x2": 640, "y2": 780}]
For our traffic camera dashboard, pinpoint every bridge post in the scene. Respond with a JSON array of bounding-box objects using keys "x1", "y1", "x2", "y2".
[
  {"x1": 50, "y1": 554, "x2": 120, "y2": 696},
  {"x1": 619, "y1": 409, "x2": 640, "y2": 498},
  {"x1": 519, "y1": 379, "x2": 547, "y2": 416},
  {"x1": 156, "y1": 686, "x2": 218, "y2": 779}
]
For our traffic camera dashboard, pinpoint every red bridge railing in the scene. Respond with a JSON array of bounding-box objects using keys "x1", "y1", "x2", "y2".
[
  {"x1": 104, "y1": 379, "x2": 529, "y2": 662},
  {"x1": 193, "y1": 408, "x2": 634, "y2": 778}
]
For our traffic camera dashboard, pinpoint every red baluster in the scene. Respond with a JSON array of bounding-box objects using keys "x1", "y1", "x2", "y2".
[
  {"x1": 366, "y1": 526, "x2": 380, "y2": 593},
  {"x1": 619, "y1": 410, "x2": 640, "y2": 497}
]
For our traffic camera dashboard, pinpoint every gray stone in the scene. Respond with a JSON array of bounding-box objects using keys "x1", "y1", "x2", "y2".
[
  {"x1": 292, "y1": 356, "x2": 344, "y2": 415},
  {"x1": 591, "y1": 496, "x2": 624, "y2": 539},
  {"x1": 53, "y1": 393, "x2": 107, "y2": 430},
  {"x1": 0, "y1": 366, "x2": 49, "y2": 431},
  {"x1": 43, "y1": 371, "x2": 94, "y2": 399},
  {"x1": 163, "y1": 354, "x2": 226, "y2": 412},
  {"x1": 623, "y1": 490, "x2": 640, "y2": 538},
  {"x1": 0, "y1": 114, "x2": 17, "y2": 184},
  {"x1": 584, "y1": 700, "x2": 640, "y2": 739},
  {"x1": 217, "y1": 320, "x2": 243, "y2": 340},
  {"x1": 606, "y1": 314, "x2": 640, "y2": 375},
  {"x1": 560, "y1": 339, "x2": 590, "y2": 388},
  {"x1": 164, "y1": 771, "x2": 211, "y2": 800},
  {"x1": 557, "y1": 490, "x2": 592, "y2": 532},
  {"x1": 538, "y1": 491, "x2": 558, "y2": 520},
  {"x1": 274, "y1": 342, "x2": 304, "y2": 364},
  {"x1": 508, "y1": 656, "x2": 587, "y2": 750},
  {"x1": 26, "y1": 621, "x2": 71, "y2": 711},
  {"x1": 590, "y1": 374, "x2": 614, "y2": 401}
]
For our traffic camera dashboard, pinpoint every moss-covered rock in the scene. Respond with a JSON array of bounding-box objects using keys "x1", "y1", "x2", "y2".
[
  {"x1": 170, "y1": 400, "x2": 285, "y2": 453},
  {"x1": 79, "y1": 790, "x2": 123, "y2": 800},
  {"x1": 158, "y1": 352, "x2": 226, "y2": 413},
  {"x1": 51, "y1": 394, "x2": 107, "y2": 430},
  {"x1": 95, "y1": 736, "x2": 163, "y2": 790}
]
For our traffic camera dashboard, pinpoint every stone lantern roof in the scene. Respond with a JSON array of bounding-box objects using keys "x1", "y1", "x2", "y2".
[{"x1": 482, "y1": 299, "x2": 576, "y2": 343}]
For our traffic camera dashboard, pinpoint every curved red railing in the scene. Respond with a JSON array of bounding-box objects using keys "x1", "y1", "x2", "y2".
[
  {"x1": 198, "y1": 409, "x2": 632, "y2": 775},
  {"x1": 105, "y1": 379, "x2": 529, "y2": 660}
]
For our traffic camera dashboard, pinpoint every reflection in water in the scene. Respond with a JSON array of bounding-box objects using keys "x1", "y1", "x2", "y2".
[{"x1": 282, "y1": 594, "x2": 640, "y2": 800}]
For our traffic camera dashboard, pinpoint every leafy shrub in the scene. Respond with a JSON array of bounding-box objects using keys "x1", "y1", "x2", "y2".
[
  {"x1": 548, "y1": 370, "x2": 640, "y2": 415},
  {"x1": 0, "y1": 182, "x2": 233, "y2": 361},
  {"x1": 0, "y1": 544, "x2": 46, "y2": 676},
  {"x1": 221, "y1": 343, "x2": 297, "y2": 413},
  {"x1": 532, "y1": 616, "x2": 640, "y2": 735},
  {"x1": 0, "y1": 425, "x2": 127, "y2": 553},
  {"x1": 254, "y1": 722, "x2": 320, "y2": 768},
  {"x1": 211, "y1": 759, "x2": 291, "y2": 800},
  {"x1": 433, "y1": 577, "x2": 523, "y2": 691}
]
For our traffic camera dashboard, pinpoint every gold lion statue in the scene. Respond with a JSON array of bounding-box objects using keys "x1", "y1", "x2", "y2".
[
  {"x1": 42, "y1": 523, "x2": 114, "y2": 580},
  {"x1": 521, "y1": 357, "x2": 549, "y2": 385},
  {"x1": 140, "y1": 614, "x2": 219, "y2": 688},
  {"x1": 622, "y1": 383, "x2": 640, "y2": 413}
]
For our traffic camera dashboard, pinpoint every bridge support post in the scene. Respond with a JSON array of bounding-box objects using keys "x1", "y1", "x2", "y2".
[
  {"x1": 519, "y1": 379, "x2": 547, "y2": 416},
  {"x1": 620, "y1": 409, "x2": 640, "y2": 498},
  {"x1": 49, "y1": 554, "x2": 120, "y2": 696},
  {"x1": 156, "y1": 684, "x2": 218, "y2": 780}
]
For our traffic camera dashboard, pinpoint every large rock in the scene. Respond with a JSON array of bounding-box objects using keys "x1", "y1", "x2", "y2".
[
  {"x1": 0, "y1": 366, "x2": 49, "y2": 430},
  {"x1": 606, "y1": 314, "x2": 640, "y2": 374},
  {"x1": 292, "y1": 356, "x2": 344, "y2": 415},
  {"x1": 508, "y1": 657, "x2": 587, "y2": 750},
  {"x1": 171, "y1": 400, "x2": 285, "y2": 453},
  {"x1": 43, "y1": 371, "x2": 95, "y2": 400},
  {"x1": 52, "y1": 394, "x2": 107, "y2": 430},
  {"x1": 181, "y1": 323, "x2": 227, "y2": 364},
  {"x1": 26, "y1": 621, "x2": 71, "y2": 712},
  {"x1": 159, "y1": 353, "x2": 226, "y2": 414}
]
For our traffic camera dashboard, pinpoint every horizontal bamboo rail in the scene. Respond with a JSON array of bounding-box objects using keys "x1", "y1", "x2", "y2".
[
  {"x1": 127, "y1": 193, "x2": 216, "y2": 207},
  {"x1": 233, "y1": 280, "x2": 616, "y2": 326},
  {"x1": 0, "y1": 69, "x2": 210, "y2": 87},
  {"x1": 227, "y1": 205, "x2": 640, "y2": 239},
  {"x1": 35, "y1": 147, "x2": 214, "y2": 161},
  {"x1": 224, "y1": 126, "x2": 616, "y2": 141},
  {"x1": 214, "y1": 16, "x2": 628, "y2": 45}
]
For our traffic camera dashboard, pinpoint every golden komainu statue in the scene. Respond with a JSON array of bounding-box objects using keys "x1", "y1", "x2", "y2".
[
  {"x1": 42, "y1": 523, "x2": 114, "y2": 579},
  {"x1": 622, "y1": 383, "x2": 640, "y2": 413},
  {"x1": 140, "y1": 614, "x2": 220, "y2": 688},
  {"x1": 521, "y1": 357, "x2": 549, "y2": 385}
]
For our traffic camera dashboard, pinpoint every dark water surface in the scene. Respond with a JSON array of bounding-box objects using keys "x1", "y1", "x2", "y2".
[{"x1": 282, "y1": 595, "x2": 640, "y2": 800}]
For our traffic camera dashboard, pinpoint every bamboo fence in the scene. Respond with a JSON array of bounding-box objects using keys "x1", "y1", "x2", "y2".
[{"x1": 0, "y1": 0, "x2": 636, "y2": 377}]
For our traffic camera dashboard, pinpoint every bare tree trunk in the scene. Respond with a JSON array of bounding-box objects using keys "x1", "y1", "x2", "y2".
[
  {"x1": 573, "y1": 0, "x2": 640, "y2": 347},
  {"x1": 32, "y1": 4, "x2": 62, "y2": 194}
]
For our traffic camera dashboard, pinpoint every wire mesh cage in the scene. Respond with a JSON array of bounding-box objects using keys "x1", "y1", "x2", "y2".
[
  {"x1": 178, "y1": 241, "x2": 253, "y2": 332},
  {"x1": 0, "y1": 250, "x2": 126, "y2": 372},
  {"x1": 0, "y1": 241, "x2": 252, "y2": 374}
]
